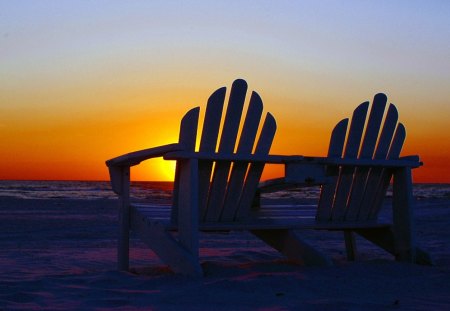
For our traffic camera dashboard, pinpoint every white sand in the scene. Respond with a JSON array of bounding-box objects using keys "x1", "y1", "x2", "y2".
[{"x1": 1, "y1": 196, "x2": 449, "y2": 310}]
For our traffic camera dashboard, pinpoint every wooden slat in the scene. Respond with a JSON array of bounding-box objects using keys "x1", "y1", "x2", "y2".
[
  {"x1": 135, "y1": 204, "x2": 317, "y2": 217},
  {"x1": 374, "y1": 104, "x2": 400, "y2": 159},
  {"x1": 368, "y1": 123, "x2": 406, "y2": 219},
  {"x1": 130, "y1": 204, "x2": 202, "y2": 276},
  {"x1": 316, "y1": 118, "x2": 348, "y2": 221},
  {"x1": 205, "y1": 79, "x2": 248, "y2": 221},
  {"x1": 359, "y1": 103, "x2": 399, "y2": 220},
  {"x1": 165, "y1": 151, "x2": 420, "y2": 167},
  {"x1": 392, "y1": 167, "x2": 416, "y2": 262},
  {"x1": 117, "y1": 166, "x2": 131, "y2": 271},
  {"x1": 251, "y1": 229, "x2": 333, "y2": 266},
  {"x1": 234, "y1": 92, "x2": 264, "y2": 153},
  {"x1": 198, "y1": 87, "x2": 226, "y2": 219},
  {"x1": 191, "y1": 220, "x2": 388, "y2": 231},
  {"x1": 388, "y1": 124, "x2": 407, "y2": 160},
  {"x1": 171, "y1": 107, "x2": 200, "y2": 222},
  {"x1": 346, "y1": 93, "x2": 387, "y2": 221},
  {"x1": 166, "y1": 152, "x2": 294, "y2": 163},
  {"x1": 106, "y1": 143, "x2": 182, "y2": 168},
  {"x1": 177, "y1": 158, "x2": 199, "y2": 257},
  {"x1": 344, "y1": 230, "x2": 357, "y2": 260},
  {"x1": 221, "y1": 91, "x2": 264, "y2": 221},
  {"x1": 199, "y1": 88, "x2": 227, "y2": 151},
  {"x1": 132, "y1": 204, "x2": 388, "y2": 231},
  {"x1": 331, "y1": 102, "x2": 368, "y2": 221},
  {"x1": 236, "y1": 112, "x2": 277, "y2": 219}
]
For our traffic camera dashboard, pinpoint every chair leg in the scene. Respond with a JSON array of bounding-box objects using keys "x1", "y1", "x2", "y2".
[
  {"x1": 117, "y1": 225, "x2": 129, "y2": 271},
  {"x1": 117, "y1": 167, "x2": 131, "y2": 271},
  {"x1": 131, "y1": 211, "x2": 202, "y2": 276},
  {"x1": 344, "y1": 230, "x2": 357, "y2": 261},
  {"x1": 251, "y1": 229, "x2": 333, "y2": 266},
  {"x1": 415, "y1": 247, "x2": 434, "y2": 265},
  {"x1": 354, "y1": 227, "x2": 433, "y2": 265},
  {"x1": 354, "y1": 227, "x2": 395, "y2": 255},
  {"x1": 392, "y1": 168, "x2": 416, "y2": 263}
]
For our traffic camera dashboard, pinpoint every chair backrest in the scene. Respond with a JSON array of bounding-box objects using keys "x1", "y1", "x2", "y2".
[
  {"x1": 316, "y1": 93, "x2": 406, "y2": 222},
  {"x1": 171, "y1": 79, "x2": 277, "y2": 223}
]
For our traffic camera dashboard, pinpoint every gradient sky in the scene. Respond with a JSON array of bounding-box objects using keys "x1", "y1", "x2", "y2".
[{"x1": 1, "y1": 0, "x2": 449, "y2": 182}]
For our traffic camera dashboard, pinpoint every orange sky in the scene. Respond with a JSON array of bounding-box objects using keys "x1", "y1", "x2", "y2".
[{"x1": 1, "y1": 2, "x2": 449, "y2": 183}]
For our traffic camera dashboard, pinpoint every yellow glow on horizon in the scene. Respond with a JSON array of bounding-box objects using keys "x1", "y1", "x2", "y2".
[
  {"x1": 131, "y1": 158, "x2": 177, "y2": 181},
  {"x1": 1, "y1": 84, "x2": 448, "y2": 183}
]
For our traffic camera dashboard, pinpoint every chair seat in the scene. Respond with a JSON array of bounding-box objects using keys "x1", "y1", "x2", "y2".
[{"x1": 130, "y1": 203, "x2": 390, "y2": 232}]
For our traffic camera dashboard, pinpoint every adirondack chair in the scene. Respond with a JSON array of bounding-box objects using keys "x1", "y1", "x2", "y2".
[
  {"x1": 107, "y1": 81, "x2": 431, "y2": 276},
  {"x1": 106, "y1": 79, "x2": 331, "y2": 276},
  {"x1": 259, "y1": 93, "x2": 432, "y2": 265}
]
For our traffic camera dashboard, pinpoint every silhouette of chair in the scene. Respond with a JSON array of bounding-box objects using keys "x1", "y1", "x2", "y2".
[
  {"x1": 106, "y1": 81, "x2": 431, "y2": 276},
  {"x1": 259, "y1": 93, "x2": 432, "y2": 265},
  {"x1": 107, "y1": 79, "x2": 335, "y2": 276}
]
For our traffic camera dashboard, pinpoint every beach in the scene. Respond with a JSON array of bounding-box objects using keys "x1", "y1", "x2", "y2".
[{"x1": 1, "y1": 183, "x2": 450, "y2": 310}]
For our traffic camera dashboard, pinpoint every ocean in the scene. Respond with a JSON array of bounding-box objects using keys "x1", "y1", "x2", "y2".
[
  {"x1": 0, "y1": 180, "x2": 449, "y2": 201},
  {"x1": 1, "y1": 180, "x2": 449, "y2": 310}
]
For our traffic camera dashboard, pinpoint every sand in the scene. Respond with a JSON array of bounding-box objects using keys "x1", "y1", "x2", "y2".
[{"x1": 1, "y1": 196, "x2": 449, "y2": 310}]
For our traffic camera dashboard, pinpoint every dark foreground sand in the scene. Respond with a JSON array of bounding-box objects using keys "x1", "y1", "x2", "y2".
[{"x1": 1, "y1": 196, "x2": 449, "y2": 310}]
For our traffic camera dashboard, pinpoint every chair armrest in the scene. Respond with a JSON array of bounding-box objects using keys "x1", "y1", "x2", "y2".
[
  {"x1": 163, "y1": 151, "x2": 303, "y2": 163},
  {"x1": 283, "y1": 155, "x2": 421, "y2": 184},
  {"x1": 318, "y1": 155, "x2": 422, "y2": 168},
  {"x1": 164, "y1": 151, "x2": 421, "y2": 168},
  {"x1": 106, "y1": 143, "x2": 183, "y2": 195},
  {"x1": 106, "y1": 143, "x2": 183, "y2": 167},
  {"x1": 260, "y1": 155, "x2": 422, "y2": 192}
]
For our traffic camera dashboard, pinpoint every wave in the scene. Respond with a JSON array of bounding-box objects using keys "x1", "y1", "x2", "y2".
[{"x1": 0, "y1": 180, "x2": 448, "y2": 201}]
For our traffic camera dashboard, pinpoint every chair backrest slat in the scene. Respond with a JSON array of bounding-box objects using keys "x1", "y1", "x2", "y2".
[
  {"x1": 345, "y1": 94, "x2": 387, "y2": 221},
  {"x1": 316, "y1": 119, "x2": 348, "y2": 221},
  {"x1": 235, "y1": 112, "x2": 276, "y2": 220},
  {"x1": 204, "y1": 79, "x2": 248, "y2": 222},
  {"x1": 358, "y1": 104, "x2": 399, "y2": 220},
  {"x1": 331, "y1": 102, "x2": 368, "y2": 221},
  {"x1": 198, "y1": 87, "x2": 226, "y2": 219},
  {"x1": 368, "y1": 123, "x2": 406, "y2": 219},
  {"x1": 171, "y1": 107, "x2": 200, "y2": 221},
  {"x1": 221, "y1": 92, "x2": 263, "y2": 221}
]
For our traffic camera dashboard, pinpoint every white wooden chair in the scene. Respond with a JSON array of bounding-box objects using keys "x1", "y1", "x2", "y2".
[
  {"x1": 259, "y1": 92, "x2": 432, "y2": 265},
  {"x1": 106, "y1": 80, "x2": 430, "y2": 276}
]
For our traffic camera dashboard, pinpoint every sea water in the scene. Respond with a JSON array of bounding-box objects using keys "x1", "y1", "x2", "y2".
[
  {"x1": 0, "y1": 180, "x2": 449, "y2": 201},
  {"x1": 0, "y1": 180, "x2": 173, "y2": 201}
]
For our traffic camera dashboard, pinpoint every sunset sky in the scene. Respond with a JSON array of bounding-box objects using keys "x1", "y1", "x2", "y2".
[{"x1": 1, "y1": 1, "x2": 449, "y2": 182}]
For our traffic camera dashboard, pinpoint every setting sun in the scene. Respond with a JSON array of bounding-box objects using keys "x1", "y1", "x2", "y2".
[{"x1": 131, "y1": 158, "x2": 177, "y2": 182}]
